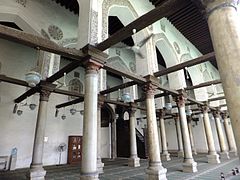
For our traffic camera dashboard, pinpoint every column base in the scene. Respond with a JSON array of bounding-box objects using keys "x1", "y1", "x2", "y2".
[
  {"x1": 207, "y1": 154, "x2": 220, "y2": 164},
  {"x1": 97, "y1": 158, "x2": 104, "y2": 174},
  {"x1": 145, "y1": 162, "x2": 167, "y2": 180},
  {"x1": 192, "y1": 149, "x2": 197, "y2": 155},
  {"x1": 219, "y1": 152, "x2": 230, "y2": 160},
  {"x1": 229, "y1": 150, "x2": 238, "y2": 157},
  {"x1": 27, "y1": 166, "x2": 46, "y2": 180},
  {"x1": 161, "y1": 153, "x2": 171, "y2": 161},
  {"x1": 220, "y1": 152, "x2": 230, "y2": 160},
  {"x1": 178, "y1": 151, "x2": 184, "y2": 158},
  {"x1": 80, "y1": 172, "x2": 99, "y2": 180},
  {"x1": 182, "y1": 161, "x2": 198, "y2": 173},
  {"x1": 128, "y1": 157, "x2": 140, "y2": 167}
]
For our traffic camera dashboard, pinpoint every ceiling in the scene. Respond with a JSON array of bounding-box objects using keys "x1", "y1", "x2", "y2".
[{"x1": 51, "y1": 0, "x2": 216, "y2": 67}]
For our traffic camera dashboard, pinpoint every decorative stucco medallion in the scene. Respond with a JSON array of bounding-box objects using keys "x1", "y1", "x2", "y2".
[
  {"x1": 173, "y1": 41, "x2": 181, "y2": 54},
  {"x1": 16, "y1": 0, "x2": 27, "y2": 7},
  {"x1": 161, "y1": 23, "x2": 166, "y2": 32},
  {"x1": 41, "y1": 29, "x2": 50, "y2": 40},
  {"x1": 129, "y1": 62, "x2": 136, "y2": 72},
  {"x1": 48, "y1": 25, "x2": 63, "y2": 40}
]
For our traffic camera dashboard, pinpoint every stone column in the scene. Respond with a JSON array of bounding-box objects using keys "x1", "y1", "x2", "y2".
[
  {"x1": 159, "y1": 109, "x2": 171, "y2": 161},
  {"x1": 201, "y1": 0, "x2": 240, "y2": 157},
  {"x1": 174, "y1": 114, "x2": 184, "y2": 158},
  {"x1": 143, "y1": 76, "x2": 167, "y2": 180},
  {"x1": 80, "y1": 47, "x2": 107, "y2": 180},
  {"x1": 28, "y1": 83, "x2": 56, "y2": 180},
  {"x1": 97, "y1": 95, "x2": 104, "y2": 173},
  {"x1": 175, "y1": 91, "x2": 197, "y2": 173},
  {"x1": 187, "y1": 116, "x2": 197, "y2": 155},
  {"x1": 222, "y1": 113, "x2": 237, "y2": 156},
  {"x1": 202, "y1": 105, "x2": 220, "y2": 164},
  {"x1": 128, "y1": 105, "x2": 140, "y2": 167},
  {"x1": 213, "y1": 110, "x2": 230, "y2": 159},
  {"x1": 111, "y1": 114, "x2": 117, "y2": 159}
]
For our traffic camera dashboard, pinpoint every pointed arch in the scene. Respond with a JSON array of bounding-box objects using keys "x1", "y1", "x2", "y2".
[{"x1": 154, "y1": 33, "x2": 186, "y2": 90}]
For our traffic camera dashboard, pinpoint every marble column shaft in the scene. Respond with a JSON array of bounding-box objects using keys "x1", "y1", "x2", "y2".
[
  {"x1": 144, "y1": 80, "x2": 167, "y2": 180},
  {"x1": 174, "y1": 114, "x2": 184, "y2": 158},
  {"x1": 159, "y1": 109, "x2": 171, "y2": 161},
  {"x1": 97, "y1": 96, "x2": 104, "y2": 173},
  {"x1": 80, "y1": 61, "x2": 102, "y2": 180},
  {"x1": 28, "y1": 84, "x2": 56, "y2": 180},
  {"x1": 175, "y1": 92, "x2": 197, "y2": 173},
  {"x1": 223, "y1": 113, "x2": 237, "y2": 153},
  {"x1": 202, "y1": 0, "x2": 240, "y2": 157},
  {"x1": 187, "y1": 117, "x2": 197, "y2": 155},
  {"x1": 111, "y1": 114, "x2": 117, "y2": 159},
  {"x1": 202, "y1": 106, "x2": 220, "y2": 164},
  {"x1": 213, "y1": 111, "x2": 229, "y2": 159},
  {"x1": 128, "y1": 106, "x2": 140, "y2": 167}
]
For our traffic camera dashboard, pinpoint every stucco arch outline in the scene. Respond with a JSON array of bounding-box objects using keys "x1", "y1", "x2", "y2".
[
  {"x1": 180, "y1": 53, "x2": 208, "y2": 101},
  {"x1": 154, "y1": 33, "x2": 186, "y2": 90}
]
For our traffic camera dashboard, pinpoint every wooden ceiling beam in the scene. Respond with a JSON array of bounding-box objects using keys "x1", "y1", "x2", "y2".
[
  {"x1": 0, "y1": 25, "x2": 84, "y2": 61},
  {"x1": 185, "y1": 79, "x2": 221, "y2": 90},
  {"x1": 154, "y1": 52, "x2": 215, "y2": 77},
  {"x1": 100, "y1": 81, "x2": 137, "y2": 95},
  {"x1": 0, "y1": 74, "x2": 28, "y2": 87},
  {"x1": 208, "y1": 96, "x2": 225, "y2": 102},
  {"x1": 96, "y1": 0, "x2": 188, "y2": 51}
]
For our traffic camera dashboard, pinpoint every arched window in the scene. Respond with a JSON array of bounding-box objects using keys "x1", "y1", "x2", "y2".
[{"x1": 68, "y1": 78, "x2": 83, "y2": 100}]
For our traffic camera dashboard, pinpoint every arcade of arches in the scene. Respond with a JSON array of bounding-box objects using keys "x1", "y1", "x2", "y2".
[{"x1": 0, "y1": 0, "x2": 240, "y2": 179}]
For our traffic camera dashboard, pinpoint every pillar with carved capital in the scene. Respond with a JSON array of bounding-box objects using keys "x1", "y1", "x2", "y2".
[
  {"x1": 187, "y1": 116, "x2": 197, "y2": 155},
  {"x1": 27, "y1": 83, "x2": 56, "y2": 180},
  {"x1": 222, "y1": 113, "x2": 237, "y2": 156},
  {"x1": 80, "y1": 46, "x2": 107, "y2": 180},
  {"x1": 201, "y1": 105, "x2": 220, "y2": 164},
  {"x1": 111, "y1": 114, "x2": 118, "y2": 159},
  {"x1": 97, "y1": 95, "x2": 105, "y2": 173},
  {"x1": 143, "y1": 76, "x2": 167, "y2": 180},
  {"x1": 159, "y1": 109, "x2": 171, "y2": 161},
  {"x1": 201, "y1": 0, "x2": 240, "y2": 158},
  {"x1": 128, "y1": 105, "x2": 140, "y2": 167},
  {"x1": 175, "y1": 91, "x2": 197, "y2": 173},
  {"x1": 174, "y1": 114, "x2": 184, "y2": 158},
  {"x1": 213, "y1": 110, "x2": 230, "y2": 159}
]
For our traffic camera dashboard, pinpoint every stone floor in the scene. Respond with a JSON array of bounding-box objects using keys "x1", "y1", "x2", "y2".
[{"x1": 0, "y1": 154, "x2": 239, "y2": 180}]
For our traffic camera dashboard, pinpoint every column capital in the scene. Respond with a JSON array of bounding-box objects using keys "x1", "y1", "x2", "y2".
[
  {"x1": 174, "y1": 90, "x2": 187, "y2": 108},
  {"x1": 142, "y1": 82, "x2": 158, "y2": 98},
  {"x1": 200, "y1": 0, "x2": 239, "y2": 16},
  {"x1": 128, "y1": 103, "x2": 137, "y2": 117},
  {"x1": 221, "y1": 111, "x2": 229, "y2": 119},
  {"x1": 98, "y1": 95, "x2": 105, "y2": 109},
  {"x1": 173, "y1": 113, "x2": 180, "y2": 120},
  {"x1": 201, "y1": 104, "x2": 209, "y2": 113},
  {"x1": 187, "y1": 115, "x2": 192, "y2": 123},
  {"x1": 158, "y1": 109, "x2": 165, "y2": 119},
  {"x1": 213, "y1": 109, "x2": 221, "y2": 118},
  {"x1": 39, "y1": 82, "x2": 56, "y2": 102},
  {"x1": 82, "y1": 44, "x2": 108, "y2": 74}
]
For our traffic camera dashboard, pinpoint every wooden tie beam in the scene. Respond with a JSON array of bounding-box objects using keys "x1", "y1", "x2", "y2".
[
  {"x1": 185, "y1": 79, "x2": 221, "y2": 90},
  {"x1": 154, "y1": 52, "x2": 215, "y2": 77}
]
